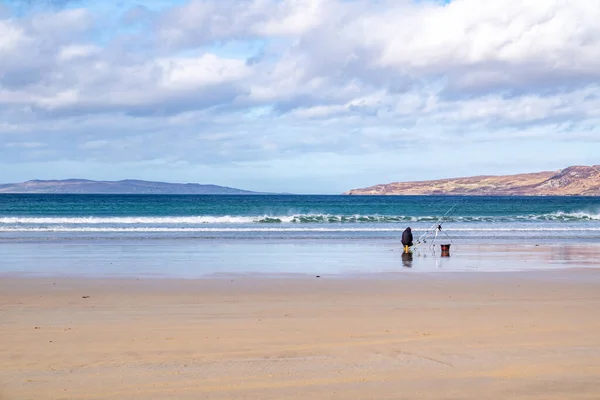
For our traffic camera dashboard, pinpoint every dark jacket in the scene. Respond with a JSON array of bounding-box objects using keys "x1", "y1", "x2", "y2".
[{"x1": 401, "y1": 227, "x2": 413, "y2": 246}]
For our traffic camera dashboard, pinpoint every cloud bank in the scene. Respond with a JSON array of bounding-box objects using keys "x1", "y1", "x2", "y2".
[{"x1": 1, "y1": 0, "x2": 599, "y2": 193}]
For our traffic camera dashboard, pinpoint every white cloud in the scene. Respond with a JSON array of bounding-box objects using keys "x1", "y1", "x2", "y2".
[
  {"x1": 256, "y1": 0, "x2": 329, "y2": 36},
  {"x1": 28, "y1": 8, "x2": 92, "y2": 37},
  {"x1": 0, "y1": 20, "x2": 27, "y2": 54},
  {"x1": 157, "y1": 54, "x2": 250, "y2": 89},
  {"x1": 58, "y1": 44, "x2": 99, "y2": 61},
  {"x1": 2, "y1": 0, "x2": 600, "y2": 192},
  {"x1": 369, "y1": 0, "x2": 600, "y2": 91},
  {"x1": 5, "y1": 0, "x2": 600, "y2": 118},
  {"x1": 157, "y1": 0, "x2": 329, "y2": 47}
]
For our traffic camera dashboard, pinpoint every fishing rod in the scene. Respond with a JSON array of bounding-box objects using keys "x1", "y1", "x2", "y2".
[{"x1": 413, "y1": 202, "x2": 460, "y2": 251}]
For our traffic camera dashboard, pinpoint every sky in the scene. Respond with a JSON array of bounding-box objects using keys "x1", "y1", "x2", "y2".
[{"x1": 1, "y1": 0, "x2": 599, "y2": 194}]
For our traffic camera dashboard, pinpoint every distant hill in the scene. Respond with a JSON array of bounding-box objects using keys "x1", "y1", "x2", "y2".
[
  {"x1": 0, "y1": 179, "x2": 266, "y2": 194},
  {"x1": 345, "y1": 165, "x2": 600, "y2": 196}
]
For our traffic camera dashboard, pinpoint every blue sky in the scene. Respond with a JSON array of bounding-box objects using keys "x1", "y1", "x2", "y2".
[{"x1": 1, "y1": 0, "x2": 599, "y2": 194}]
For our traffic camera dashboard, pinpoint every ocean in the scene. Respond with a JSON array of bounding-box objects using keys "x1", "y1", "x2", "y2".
[{"x1": 1, "y1": 194, "x2": 599, "y2": 277}]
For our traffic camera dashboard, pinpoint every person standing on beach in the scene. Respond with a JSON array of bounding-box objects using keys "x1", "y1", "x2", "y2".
[{"x1": 401, "y1": 227, "x2": 413, "y2": 253}]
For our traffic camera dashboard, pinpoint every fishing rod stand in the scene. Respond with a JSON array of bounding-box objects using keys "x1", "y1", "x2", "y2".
[{"x1": 414, "y1": 224, "x2": 454, "y2": 256}]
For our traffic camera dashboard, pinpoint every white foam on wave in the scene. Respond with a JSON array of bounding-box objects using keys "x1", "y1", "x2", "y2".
[
  {"x1": 0, "y1": 216, "x2": 265, "y2": 224},
  {"x1": 542, "y1": 211, "x2": 600, "y2": 220},
  {"x1": 0, "y1": 215, "x2": 423, "y2": 224},
  {"x1": 0, "y1": 226, "x2": 399, "y2": 232},
  {"x1": 1, "y1": 211, "x2": 599, "y2": 225},
  {"x1": 2, "y1": 226, "x2": 600, "y2": 233}
]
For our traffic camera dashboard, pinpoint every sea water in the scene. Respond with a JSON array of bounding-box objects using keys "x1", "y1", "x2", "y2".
[{"x1": 1, "y1": 194, "x2": 599, "y2": 277}]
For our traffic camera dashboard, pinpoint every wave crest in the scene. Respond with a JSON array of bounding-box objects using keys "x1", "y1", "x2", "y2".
[{"x1": 1, "y1": 211, "x2": 599, "y2": 225}]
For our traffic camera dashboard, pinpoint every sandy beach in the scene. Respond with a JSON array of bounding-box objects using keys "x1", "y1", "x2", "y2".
[{"x1": 2, "y1": 271, "x2": 600, "y2": 399}]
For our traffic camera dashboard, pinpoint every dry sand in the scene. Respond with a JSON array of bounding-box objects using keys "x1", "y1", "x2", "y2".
[{"x1": 2, "y1": 272, "x2": 600, "y2": 399}]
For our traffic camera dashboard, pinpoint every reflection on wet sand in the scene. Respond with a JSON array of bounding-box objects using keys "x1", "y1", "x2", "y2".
[
  {"x1": 465, "y1": 243, "x2": 600, "y2": 264},
  {"x1": 401, "y1": 251, "x2": 413, "y2": 268},
  {"x1": 407, "y1": 243, "x2": 600, "y2": 272}
]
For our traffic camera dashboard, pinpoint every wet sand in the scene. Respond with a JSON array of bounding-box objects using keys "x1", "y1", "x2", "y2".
[
  {"x1": 2, "y1": 271, "x2": 600, "y2": 399},
  {"x1": 2, "y1": 241, "x2": 600, "y2": 278}
]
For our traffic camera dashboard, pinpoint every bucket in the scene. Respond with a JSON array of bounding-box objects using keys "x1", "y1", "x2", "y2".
[{"x1": 440, "y1": 244, "x2": 451, "y2": 257}]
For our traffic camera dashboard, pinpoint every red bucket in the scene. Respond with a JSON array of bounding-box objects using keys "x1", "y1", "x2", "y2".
[{"x1": 440, "y1": 244, "x2": 451, "y2": 257}]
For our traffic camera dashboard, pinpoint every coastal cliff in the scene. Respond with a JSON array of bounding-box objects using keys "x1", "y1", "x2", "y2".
[{"x1": 344, "y1": 165, "x2": 600, "y2": 196}]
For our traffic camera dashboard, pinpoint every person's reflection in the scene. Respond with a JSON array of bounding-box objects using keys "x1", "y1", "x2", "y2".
[{"x1": 401, "y1": 251, "x2": 413, "y2": 268}]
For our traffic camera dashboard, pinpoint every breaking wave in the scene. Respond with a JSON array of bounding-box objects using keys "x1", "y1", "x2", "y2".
[
  {"x1": 2, "y1": 227, "x2": 600, "y2": 233},
  {"x1": 1, "y1": 211, "x2": 599, "y2": 225}
]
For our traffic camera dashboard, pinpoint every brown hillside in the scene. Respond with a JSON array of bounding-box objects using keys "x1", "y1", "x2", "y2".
[{"x1": 344, "y1": 165, "x2": 600, "y2": 196}]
